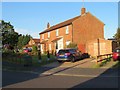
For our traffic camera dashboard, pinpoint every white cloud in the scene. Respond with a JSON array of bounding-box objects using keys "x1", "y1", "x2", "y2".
[{"x1": 15, "y1": 28, "x2": 40, "y2": 38}]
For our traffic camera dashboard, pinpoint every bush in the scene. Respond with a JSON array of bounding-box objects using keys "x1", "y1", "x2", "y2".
[
  {"x1": 67, "y1": 42, "x2": 77, "y2": 48},
  {"x1": 32, "y1": 45, "x2": 37, "y2": 53}
]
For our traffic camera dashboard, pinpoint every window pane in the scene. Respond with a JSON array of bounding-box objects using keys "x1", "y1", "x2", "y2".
[{"x1": 66, "y1": 26, "x2": 69, "y2": 34}]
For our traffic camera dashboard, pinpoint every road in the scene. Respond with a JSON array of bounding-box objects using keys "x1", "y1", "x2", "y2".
[{"x1": 2, "y1": 58, "x2": 120, "y2": 89}]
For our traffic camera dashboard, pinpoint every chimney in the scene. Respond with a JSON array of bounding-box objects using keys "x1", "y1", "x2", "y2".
[
  {"x1": 47, "y1": 22, "x2": 50, "y2": 29},
  {"x1": 81, "y1": 7, "x2": 86, "y2": 15}
]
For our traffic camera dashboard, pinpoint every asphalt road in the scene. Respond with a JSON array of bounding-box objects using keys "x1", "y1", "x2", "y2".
[
  {"x1": 2, "y1": 59, "x2": 120, "y2": 89},
  {"x1": 2, "y1": 67, "x2": 120, "y2": 88}
]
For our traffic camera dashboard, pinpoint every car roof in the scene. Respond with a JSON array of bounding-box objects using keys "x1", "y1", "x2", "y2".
[{"x1": 60, "y1": 48, "x2": 76, "y2": 50}]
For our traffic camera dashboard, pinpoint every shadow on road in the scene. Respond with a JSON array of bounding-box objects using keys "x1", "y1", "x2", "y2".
[
  {"x1": 2, "y1": 58, "x2": 90, "y2": 87},
  {"x1": 69, "y1": 61, "x2": 120, "y2": 89},
  {"x1": 2, "y1": 61, "x2": 62, "y2": 87}
]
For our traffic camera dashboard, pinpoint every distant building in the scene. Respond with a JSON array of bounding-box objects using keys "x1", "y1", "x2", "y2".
[
  {"x1": 25, "y1": 38, "x2": 40, "y2": 48},
  {"x1": 108, "y1": 38, "x2": 119, "y2": 51}
]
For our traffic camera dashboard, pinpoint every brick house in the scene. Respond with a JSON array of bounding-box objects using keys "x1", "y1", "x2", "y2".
[
  {"x1": 39, "y1": 7, "x2": 105, "y2": 55},
  {"x1": 25, "y1": 38, "x2": 40, "y2": 48}
]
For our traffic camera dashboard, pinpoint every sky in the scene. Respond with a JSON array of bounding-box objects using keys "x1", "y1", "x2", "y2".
[{"x1": 1, "y1": 1, "x2": 119, "y2": 39}]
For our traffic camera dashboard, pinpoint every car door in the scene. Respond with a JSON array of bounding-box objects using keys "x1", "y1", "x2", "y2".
[{"x1": 76, "y1": 50, "x2": 82, "y2": 59}]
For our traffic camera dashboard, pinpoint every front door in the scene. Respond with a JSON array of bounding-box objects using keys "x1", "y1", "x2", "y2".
[{"x1": 56, "y1": 38, "x2": 63, "y2": 53}]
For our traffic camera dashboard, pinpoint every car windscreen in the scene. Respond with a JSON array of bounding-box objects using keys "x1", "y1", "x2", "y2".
[
  {"x1": 114, "y1": 49, "x2": 120, "y2": 53},
  {"x1": 69, "y1": 49, "x2": 76, "y2": 53},
  {"x1": 58, "y1": 50, "x2": 69, "y2": 54}
]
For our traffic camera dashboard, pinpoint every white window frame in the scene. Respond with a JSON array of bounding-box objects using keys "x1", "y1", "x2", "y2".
[
  {"x1": 56, "y1": 29, "x2": 59, "y2": 36},
  {"x1": 66, "y1": 26, "x2": 69, "y2": 34},
  {"x1": 66, "y1": 40, "x2": 71, "y2": 46},
  {"x1": 42, "y1": 34, "x2": 44, "y2": 39},
  {"x1": 48, "y1": 32, "x2": 50, "y2": 38}
]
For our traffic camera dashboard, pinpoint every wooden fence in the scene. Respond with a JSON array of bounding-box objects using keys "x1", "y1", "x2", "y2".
[{"x1": 97, "y1": 53, "x2": 112, "y2": 63}]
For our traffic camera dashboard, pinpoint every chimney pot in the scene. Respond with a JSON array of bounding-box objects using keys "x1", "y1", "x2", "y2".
[
  {"x1": 81, "y1": 7, "x2": 86, "y2": 15},
  {"x1": 47, "y1": 22, "x2": 50, "y2": 29}
]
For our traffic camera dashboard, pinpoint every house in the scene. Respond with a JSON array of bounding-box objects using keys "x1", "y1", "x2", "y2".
[
  {"x1": 25, "y1": 38, "x2": 40, "y2": 49},
  {"x1": 108, "y1": 38, "x2": 119, "y2": 52},
  {"x1": 39, "y1": 7, "x2": 112, "y2": 56}
]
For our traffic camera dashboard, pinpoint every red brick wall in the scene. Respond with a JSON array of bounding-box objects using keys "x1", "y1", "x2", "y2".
[
  {"x1": 40, "y1": 24, "x2": 73, "y2": 53},
  {"x1": 72, "y1": 12, "x2": 104, "y2": 46}
]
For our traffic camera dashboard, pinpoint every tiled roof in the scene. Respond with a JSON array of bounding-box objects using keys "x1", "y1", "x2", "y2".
[
  {"x1": 33, "y1": 39, "x2": 40, "y2": 43},
  {"x1": 39, "y1": 15, "x2": 80, "y2": 34},
  {"x1": 39, "y1": 12, "x2": 104, "y2": 34}
]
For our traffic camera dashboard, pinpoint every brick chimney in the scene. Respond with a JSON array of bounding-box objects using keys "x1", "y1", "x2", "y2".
[
  {"x1": 81, "y1": 7, "x2": 86, "y2": 15},
  {"x1": 47, "y1": 22, "x2": 50, "y2": 29}
]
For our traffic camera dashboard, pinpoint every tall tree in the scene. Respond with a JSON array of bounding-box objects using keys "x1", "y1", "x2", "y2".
[
  {"x1": 114, "y1": 28, "x2": 120, "y2": 45},
  {"x1": 17, "y1": 34, "x2": 32, "y2": 49},
  {"x1": 1, "y1": 20, "x2": 19, "y2": 48}
]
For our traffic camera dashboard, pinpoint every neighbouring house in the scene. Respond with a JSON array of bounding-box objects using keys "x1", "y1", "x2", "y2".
[
  {"x1": 25, "y1": 38, "x2": 40, "y2": 49},
  {"x1": 108, "y1": 38, "x2": 119, "y2": 52},
  {"x1": 39, "y1": 7, "x2": 112, "y2": 56}
]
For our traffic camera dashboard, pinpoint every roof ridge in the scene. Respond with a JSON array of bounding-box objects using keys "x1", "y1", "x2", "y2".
[{"x1": 39, "y1": 15, "x2": 80, "y2": 34}]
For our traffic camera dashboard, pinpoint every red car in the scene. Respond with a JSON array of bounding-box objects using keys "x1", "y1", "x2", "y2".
[
  {"x1": 112, "y1": 47, "x2": 120, "y2": 61},
  {"x1": 23, "y1": 48, "x2": 32, "y2": 53},
  {"x1": 23, "y1": 49, "x2": 29, "y2": 53}
]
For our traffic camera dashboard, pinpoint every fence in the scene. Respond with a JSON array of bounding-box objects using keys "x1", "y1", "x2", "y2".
[{"x1": 97, "y1": 53, "x2": 112, "y2": 63}]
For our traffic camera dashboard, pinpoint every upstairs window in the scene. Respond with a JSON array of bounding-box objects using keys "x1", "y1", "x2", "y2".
[
  {"x1": 42, "y1": 34, "x2": 44, "y2": 39},
  {"x1": 48, "y1": 32, "x2": 50, "y2": 38},
  {"x1": 56, "y1": 29, "x2": 59, "y2": 36},
  {"x1": 66, "y1": 26, "x2": 69, "y2": 34}
]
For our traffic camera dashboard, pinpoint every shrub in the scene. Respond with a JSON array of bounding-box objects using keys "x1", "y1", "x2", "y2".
[
  {"x1": 32, "y1": 45, "x2": 37, "y2": 52},
  {"x1": 67, "y1": 42, "x2": 77, "y2": 48}
]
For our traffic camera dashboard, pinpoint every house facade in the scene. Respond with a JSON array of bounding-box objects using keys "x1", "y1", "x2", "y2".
[
  {"x1": 39, "y1": 7, "x2": 105, "y2": 55},
  {"x1": 25, "y1": 38, "x2": 40, "y2": 48}
]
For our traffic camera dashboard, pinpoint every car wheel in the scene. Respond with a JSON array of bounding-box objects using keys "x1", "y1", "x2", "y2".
[
  {"x1": 58, "y1": 60, "x2": 62, "y2": 63},
  {"x1": 71, "y1": 57, "x2": 75, "y2": 62}
]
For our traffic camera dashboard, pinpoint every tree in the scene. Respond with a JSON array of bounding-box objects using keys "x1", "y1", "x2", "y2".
[
  {"x1": 1, "y1": 20, "x2": 19, "y2": 49},
  {"x1": 67, "y1": 42, "x2": 77, "y2": 48},
  {"x1": 114, "y1": 28, "x2": 120, "y2": 45},
  {"x1": 17, "y1": 34, "x2": 32, "y2": 49}
]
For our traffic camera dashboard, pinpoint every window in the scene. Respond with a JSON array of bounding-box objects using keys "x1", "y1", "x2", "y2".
[
  {"x1": 49, "y1": 44, "x2": 51, "y2": 51},
  {"x1": 66, "y1": 26, "x2": 69, "y2": 34},
  {"x1": 66, "y1": 41, "x2": 71, "y2": 46},
  {"x1": 56, "y1": 29, "x2": 59, "y2": 36},
  {"x1": 42, "y1": 34, "x2": 44, "y2": 39},
  {"x1": 48, "y1": 32, "x2": 50, "y2": 38}
]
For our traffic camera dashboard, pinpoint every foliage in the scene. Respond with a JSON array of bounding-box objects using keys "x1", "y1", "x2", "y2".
[
  {"x1": 17, "y1": 34, "x2": 32, "y2": 49},
  {"x1": 114, "y1": 28, "x2": 120, "y2": 45},
  {"x1": 32, "y1": 45, "x2": 37, "y2": 52},
  {"x1": 1, "y1": 20, "x2": 19, "y2": 48},
  {"x1": 66, "y1": 42, "x2": 77, "y2": 48}
]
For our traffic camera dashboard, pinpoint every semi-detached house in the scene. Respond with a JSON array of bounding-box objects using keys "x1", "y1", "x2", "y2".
[{"x1": 39, "y1": 7, "x2": 105, "y2": 55}]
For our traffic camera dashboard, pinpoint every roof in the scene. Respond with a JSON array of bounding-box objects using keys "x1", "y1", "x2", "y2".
[
  {"x1": 40, "y1": 39, "x2": 48, "y2": 44},
  {"x1": 32, "y1": 39, "x2": 40, "y2": 43},
  {"x1": 39, "y1": 12, "x2": 104, "y2": 34},
  {"x1": 51, "y1": 37, "x2": 62, "y2": 42},
  {"x1": 39, "y1": 15, "x2": 80, "y2": 34}
]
